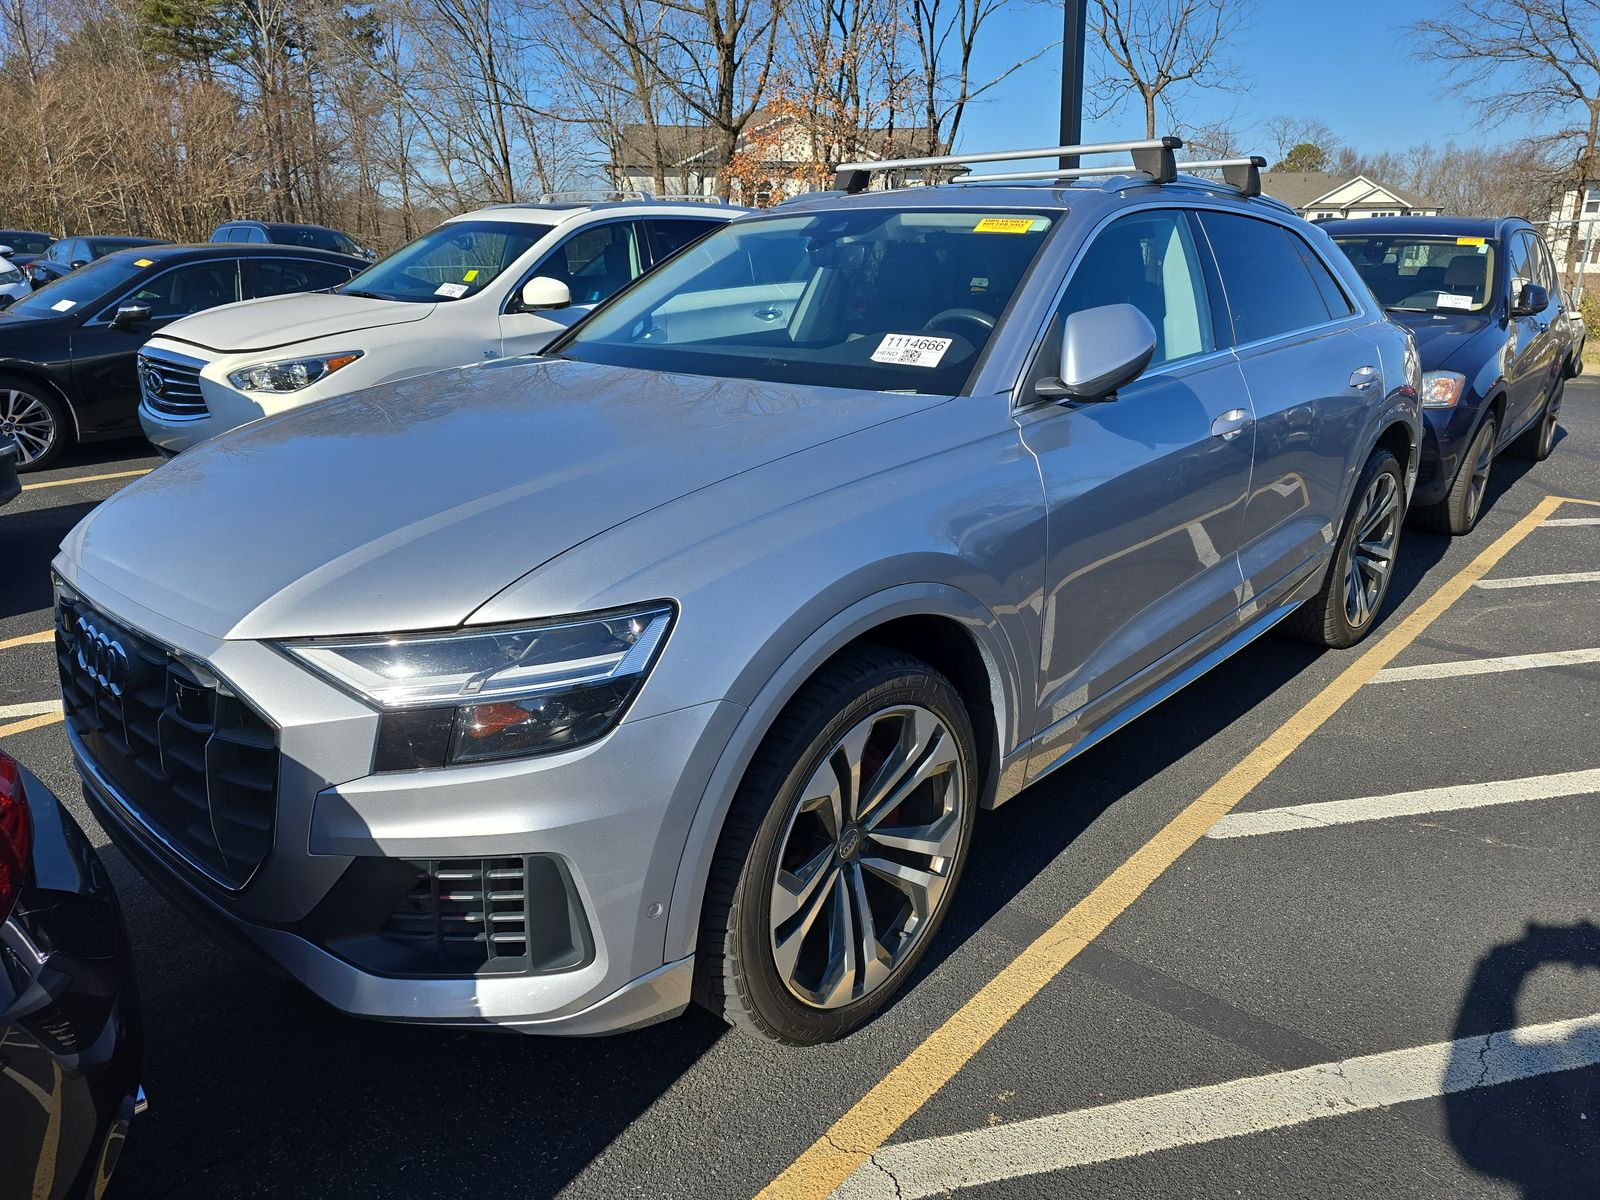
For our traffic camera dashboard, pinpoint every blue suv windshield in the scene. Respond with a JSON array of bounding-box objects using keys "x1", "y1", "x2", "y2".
[
  {"x1": 556, "y1": 208, "x2": 1056, "y2": 395},
  {"x1": 1333, "y1": 235, "x2": 1498, "y2": 315}
]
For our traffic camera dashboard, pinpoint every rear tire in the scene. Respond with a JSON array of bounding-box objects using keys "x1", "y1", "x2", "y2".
[
  {"x1": 1285, "y1": 447, "x2": 1404, "y2": 649},
  {"x1": 0, "y1": 373, "x2": 71, "y2": 471},
  {"x1": 695, "y1": 646, "x2": 978, "y2": 1044},
  {"x1": 1411, "y1": 414, "x2": 1497, "y2": 536},
  {"x1": 1507, "y1": 380, "x2": 1561, "y2": 462}
]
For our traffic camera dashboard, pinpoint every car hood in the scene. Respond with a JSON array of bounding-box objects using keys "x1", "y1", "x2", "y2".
[
  {"x1": 155, "y1": 291, "x2": 435, "y2": 354},
  {"x1": 1386, "y1": 310, "x2": 1499, "y2": 372},
  {"x1": 62, "y1": 358, "x2": 947, "y2": 640}
]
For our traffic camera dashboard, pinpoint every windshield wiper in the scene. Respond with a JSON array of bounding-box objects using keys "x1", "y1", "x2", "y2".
[{"x1": 340, "y1": 288, "x2": 392, "y2": 301}]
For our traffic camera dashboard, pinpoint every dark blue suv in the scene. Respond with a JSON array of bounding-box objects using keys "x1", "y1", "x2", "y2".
[{"x1": 1326, "y1": 216, "x2": 1571, "y2": 534}]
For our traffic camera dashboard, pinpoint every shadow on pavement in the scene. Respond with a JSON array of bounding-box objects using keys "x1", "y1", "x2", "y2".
[
  {"x1": 0, "y1": 500, "x2": 96, "y2": 621},
  {"x1": 1447, "y1": 922, "x2": 1600, "y2": 1198}
]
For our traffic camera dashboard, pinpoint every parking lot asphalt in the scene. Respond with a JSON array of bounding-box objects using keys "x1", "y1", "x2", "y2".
[{"x1": 3, "y1": 388, "x2": 1597, "y2": 1200}]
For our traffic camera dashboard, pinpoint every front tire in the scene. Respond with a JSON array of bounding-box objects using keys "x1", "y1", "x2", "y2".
[
  {"x1": 1285, "y1": 447, "x2": 1405, "y2": 648},
  {"x1": 0, "y1": 374, "x2": 71, "y2": 471},
  {"x1": 696, "y1": 646, "x2": 978, "y2": 1044},
  {"x1": 1412, "y1": 414, "x2": 1497, "y2": 536}
]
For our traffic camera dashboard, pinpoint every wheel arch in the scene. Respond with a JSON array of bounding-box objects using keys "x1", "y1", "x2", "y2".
[
  {"x1": 0, "y1": 361, "x2": 81, "y2": 441},
  {"x1": 661, "y1": 584, "x2": 1018, "y2": 963}
]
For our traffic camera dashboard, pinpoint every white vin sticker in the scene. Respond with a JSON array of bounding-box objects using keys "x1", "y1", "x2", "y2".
[
  {"x1": 434, "y1": 282, "x2": 469, "y2": 298},
  {"x1": 1435, "y1": 293, "x2": 1473, "y2": 310},
  {"x1": 871, "y1": 334, "x2": 954, "y2": 368}
]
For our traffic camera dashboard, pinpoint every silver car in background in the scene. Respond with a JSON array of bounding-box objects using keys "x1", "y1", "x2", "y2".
[{"x1": 53, "y1": 138, "x2": 1421, "y2": 1045}]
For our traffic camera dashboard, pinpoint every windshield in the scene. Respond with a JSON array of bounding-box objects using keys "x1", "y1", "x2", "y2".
[
  {"x1": 556, "y1": 208, "x2": 1055, "y2": 395},
  {"x1": 5, "y1": 253, "x2": 147, "y2": 318},
  {"x1": 269, "y1": 225, "x2": 359, "y2": 255},
  {"x1": 340, "y1": 219, "x2": 550, "y2": 303},
  {"x1": 0, "y1": 233, "x2": 52, "y2": 255},
  {"x1": 89, "y1": 239, "x2": 157, "y2": 258},
  {"x1": 1332, "y1": 235, "x2": 1497, "y2": 314}
]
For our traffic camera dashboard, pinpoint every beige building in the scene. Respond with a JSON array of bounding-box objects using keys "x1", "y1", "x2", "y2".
[{"x1": 1259, "y1": 172, "x2": 1442, "y2": 221}]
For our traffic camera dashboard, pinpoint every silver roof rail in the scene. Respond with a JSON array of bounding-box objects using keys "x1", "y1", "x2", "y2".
[{"x1": 832, "y1": 137, "x2": 1182, "y2": 194}]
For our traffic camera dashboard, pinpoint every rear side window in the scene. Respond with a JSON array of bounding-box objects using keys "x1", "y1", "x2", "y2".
[
  {"x1": 1287, "y1": 236, "x2": 1354, "y2": 318},
  {"x1": 644, "y1": 218, "x2": 722, "y2": 264},
  {"x1": 246, "y1": 258, "x2": 358, "y2": 299},
  {"x1": 1058, "y1": 209, "x2": 1214, "y2": 367},
  {"x1": 1507, "y1": 232, "x2": 1535, "y2": 298},
  {"x1": 1528, "y1": 233, "x2": 1558, "y2": 293},
  {"x1": 1198, "y1": 212, "x2": 1342, "y2": 344}
]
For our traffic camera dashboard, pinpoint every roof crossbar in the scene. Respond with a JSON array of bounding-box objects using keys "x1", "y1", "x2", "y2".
[
  {"x1": 833, "y1": 137, "x2": 1182, "y2": 194},
  {"x1": 1177, "y1": 157, "x2": 1267, "y2": 197}
]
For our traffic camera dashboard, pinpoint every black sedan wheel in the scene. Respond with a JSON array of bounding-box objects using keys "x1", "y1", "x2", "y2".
[{"x1": 0, "y1": 375, "x2": 69, "y2": 470}]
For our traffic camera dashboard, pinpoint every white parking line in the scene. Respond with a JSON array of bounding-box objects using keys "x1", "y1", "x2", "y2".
[
  {"x1": 830, "y1": 1012, "x2": 1600, "y2": 1199},
  {"x1": 0, "y1": 701, "x2": 62, "y2": 721},
  {"x1": 1372, "y1": 647, "x2": 1600, "y2": 683},
  {"x1": 1542, "y1": 517, "x2": 1600, "y2": 526},
  {"x1": 1475, "y1": 570, "x2": 1600, "y2": 589},
  {"x1": 1202, "y1": 768, "x2": 1600, "y2": 839}
]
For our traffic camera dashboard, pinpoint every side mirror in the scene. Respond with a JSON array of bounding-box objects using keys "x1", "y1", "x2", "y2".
[
  {"x1": 0, "y1": 246, "x2": 12, "y2": 257},
  {"x1": 70, "y1": 260, "x2": 88, "y2": 269},
  {"x1": 109, "y1": 303, "x2": 152, "y2": 329},
  {"x1": 1513, "y1": 282, "x2": 1550, "y2": 317},
  {"x1": 1035, "y1": 303, "x2": 1157, "y2": 403},
  {"x1": 517, "y1": 276, "x2": 571, "y2": 312}
]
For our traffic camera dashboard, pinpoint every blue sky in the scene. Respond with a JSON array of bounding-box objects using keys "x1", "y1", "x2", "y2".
[{"x1": 957, "y1": 0, "x2": 1538, "y2": 159}]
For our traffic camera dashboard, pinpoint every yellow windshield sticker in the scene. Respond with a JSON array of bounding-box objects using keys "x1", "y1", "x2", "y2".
[
  {"x1": 464, "y1": 269, "x2": 479, "y2": 281},
  {"x1": 974, "y1": 217, "x2": 1035, "y2": 234},
  {"x1": 134, "y1": 258, "x2": 154, "y2": 266},
  {"x1": 1456, "y1": 237, "x2": 1485, "y2": 246}
]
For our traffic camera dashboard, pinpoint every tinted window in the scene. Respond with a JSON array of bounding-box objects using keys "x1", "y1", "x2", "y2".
[
  {"x1": 1527, "y1": 232, "x2": 1557, "y2": 292},
  {"x1": 52, "y1": 239, "x2": 80, "y2": 264},
  {"x1": 560, "y1": 208, "x2": 1055, "y2": 396},
  {"x1": 0, "y1": 232, "x2": 52, "y2": 255},
  {"x1": 1288, "y1": 235, "x2": 1354, "y2": 318},
  {"x1": 88, "y1": 239, "x2": 154, "y2": 258},
  {"x1": 6, "y1": 255, "x2": 146, "y2": 317},
  {"x1": 1057, "y1": 209, "x2": 1213, "y2": 367},
  {"x1": 535, "y1": 221, "x2": 643, "y2": 305},
  {"x1": 645, "y1": 218, "x2": 723, "y2": 264},
  {"x1": 246, "y1": 258, "x2": 358, "y2": 299},
  {"x1": 209, "y1": 226, "x2": 232, "y2": 243},
  {"x1": 1198, "y1": 212, "x2": 1338, "y2": 343},
  {"x1": 118, "y1": 260, "x2": 240, "y2": 320}
]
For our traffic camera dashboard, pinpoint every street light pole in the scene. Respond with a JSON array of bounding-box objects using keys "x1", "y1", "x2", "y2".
[{"x1": 1060, "y1": 0, "x2": 1087, "y2": 169}]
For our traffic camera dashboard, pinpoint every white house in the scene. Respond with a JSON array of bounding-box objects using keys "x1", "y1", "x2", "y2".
[
  {"x1": 1259, "y1": 172, "x2": 1442, "y2": 221},
  {"x1": 1542, "y1": 182, "x2": 1600, "y2": 276}
]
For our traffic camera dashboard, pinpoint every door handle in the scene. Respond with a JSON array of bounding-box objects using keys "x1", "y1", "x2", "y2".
[
  {"x1": 1210, "y1": 408, "x2": 1251, "y2": 440},
  {"x1": 1349, "y1": 365, "x2": 1379, "y2": 390}
]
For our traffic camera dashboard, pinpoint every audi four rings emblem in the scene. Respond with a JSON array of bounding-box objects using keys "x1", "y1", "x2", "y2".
[{"x1": 75, "y1": 618, "x2": 129, "y2": 697}]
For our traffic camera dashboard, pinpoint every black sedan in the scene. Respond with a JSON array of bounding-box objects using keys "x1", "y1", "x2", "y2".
[
  {"x1": 0, "y1": 230, "x2": 56, "y2": 270},
  {"x1": 27, "y1": 237, "x2": 168, "y2": 289},
  {"x1": 0, "y1": 243, "x2": 364, "y2": 469},
  {"x1": 0, "y1": 751, "x2": 144, "y2": 1200}
]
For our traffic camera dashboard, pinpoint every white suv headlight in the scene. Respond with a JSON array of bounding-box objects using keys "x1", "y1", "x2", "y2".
[
  {"x1": 278, "y1": 605, "x2": 674, "y2": 768},
  {"x1": 228, "y1": 351, "x2": 363, "y2": 393}
]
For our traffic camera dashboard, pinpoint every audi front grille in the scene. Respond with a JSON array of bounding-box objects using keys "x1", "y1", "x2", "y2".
[{"x1": 56, "y1": 595, "x2": 278, "y2": 890}]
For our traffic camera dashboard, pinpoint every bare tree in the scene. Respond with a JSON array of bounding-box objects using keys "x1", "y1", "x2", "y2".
[
  {"x1": 1412, "y1": 0, "x2": 1600, "y2": 280},
  {"x1": 1086, "y1": 0, "x2": 1250, "y2": 139},
  {"x1": 903, "y1": 0, "x2": 1047, "y2": 156},
  {"x1": 1263, "y1": 113, "x2": 1337, "y2": 168}
]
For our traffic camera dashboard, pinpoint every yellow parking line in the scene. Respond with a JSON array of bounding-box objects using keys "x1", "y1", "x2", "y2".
[
  {"x1": 21, "y1": 468, "x2": 152, "y2": 491},
  {"x1": 0, "y1": 629, "x2": 53, "y2": 651},
  {"x1": 758, "y1": 492, "x2": 1570, "y2": 1200},
  {"x1": 0, "y1": 711, "x2": 64, "y2": 739}
]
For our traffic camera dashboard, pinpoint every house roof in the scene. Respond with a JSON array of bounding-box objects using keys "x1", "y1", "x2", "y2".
[
  {"x1": 1259, "y1": 171, "x2": 1440, "y2": 213},
  {"x1": 612, "y1": 110, "x2": 930, "y2": 170}
]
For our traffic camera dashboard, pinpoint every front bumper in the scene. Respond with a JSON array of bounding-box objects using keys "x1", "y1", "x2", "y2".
[
  {"x1": 1, "y1": 762, "x2": 143, "y2": 1200},
  {"x1": 58, "y1": 571, "x2": 740, "y2": 1033},
  {"x1": 138, "y1": 390, "x2": 256, "y2": 456}
]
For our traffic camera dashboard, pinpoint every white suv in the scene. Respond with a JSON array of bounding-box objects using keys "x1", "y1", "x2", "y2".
[{"x1": 138, "y1": 198, "x2": 740, "y2": 453}]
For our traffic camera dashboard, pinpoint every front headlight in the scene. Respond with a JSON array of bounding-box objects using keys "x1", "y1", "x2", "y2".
[
  {"x1": 278, "y1": 604, "x2": 674, "y2": 769},
  {"x1": 228, "y1": 350, "x2": 363, "y2": 393},
  {"x1": 1419, "y1": 370, "x2": 1465, "y2": 408}
]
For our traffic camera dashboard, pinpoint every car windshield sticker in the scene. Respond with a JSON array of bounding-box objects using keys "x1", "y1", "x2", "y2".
[
  {"x1": 50, "y1": 299, "x2": 76, "y2": 311},
  {"x1": 974, "y1": 217, "x2": 1035, "y2": 234},
  {"x1": 872, "y1": 333, "x2": 954, "y2": 367},
  {"x1": 134, "y1": 258, "x2": 154, "y2": 267},
  {"x1": 1436, "y1": 293, "x2": 1473, "y2": 310},
  {"x1": 463, "y1": 269, "x2": 479, "y2": 282},
  {"x1": 1456, "y1": 237, "x2": 1486, "y2": 246},
  {"x1": 434, "y1": 282, "x2": 469, "y2": 298}
]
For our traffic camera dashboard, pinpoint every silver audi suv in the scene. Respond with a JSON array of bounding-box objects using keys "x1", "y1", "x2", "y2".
[{"x1": 54, "y1": 139, "x2": 1421, "y2": 1044}]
